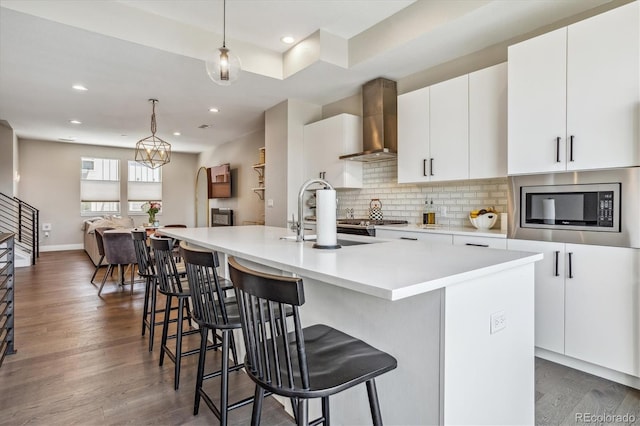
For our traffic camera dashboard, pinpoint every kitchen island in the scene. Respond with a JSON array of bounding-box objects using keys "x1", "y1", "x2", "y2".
[{"x1": 160, "y1": 225, "x2": 542, "y2": 425}]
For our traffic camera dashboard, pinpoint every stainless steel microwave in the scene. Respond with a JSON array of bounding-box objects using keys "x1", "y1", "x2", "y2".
[
  {"x1": 521, "y1": 183, "x2": 620, "y2": 233},
  {"x1": 508, "y1": 168, "x2": 640, "y2": 248}
]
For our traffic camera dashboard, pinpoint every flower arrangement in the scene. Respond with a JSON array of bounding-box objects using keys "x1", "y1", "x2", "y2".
[{"x1": 142, "y1": 201, "x2": 161, "y2": 224}]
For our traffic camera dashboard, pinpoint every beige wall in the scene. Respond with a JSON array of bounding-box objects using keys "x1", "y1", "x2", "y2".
[
  {"x1": 199, "y1": 129, "x2": 265, "y2": 226},
  {"x1": 0, "y1": 121, "x2": 16, "y2": 196},
  {"x1": 18, "y1": 138, "x2": 198, "y2": 249}
]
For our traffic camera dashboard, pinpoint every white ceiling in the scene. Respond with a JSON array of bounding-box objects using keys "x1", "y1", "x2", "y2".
[{"x1": 0, "y1": 0, "x2": 619, "y2": 154}]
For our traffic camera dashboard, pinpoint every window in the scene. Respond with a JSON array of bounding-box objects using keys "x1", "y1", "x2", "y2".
[
  {"x1": 127, "y1": 161, "x2": 162, "y2": 214},
  {"x1": 80, "y1": 157, "x2": 120, "y2": 216}
]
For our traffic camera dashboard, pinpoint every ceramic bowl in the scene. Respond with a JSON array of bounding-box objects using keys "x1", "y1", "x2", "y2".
[{"x1": 469, "y1": 212, "x2": 498, "y2": 230}]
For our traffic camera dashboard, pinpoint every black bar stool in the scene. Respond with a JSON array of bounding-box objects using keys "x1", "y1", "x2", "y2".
[
  {"x1": 150, "y1": 236, "x2": 211, "y2": 390},
  {"x1": 180, "y1": 242, "x2": 252, "y2": 425},
  {"x1": 131, "y1": 229, "x2": 162, "y2": 352},
  {"x1": 228, "y1": 256, "x2": 398, "y2": 426}
]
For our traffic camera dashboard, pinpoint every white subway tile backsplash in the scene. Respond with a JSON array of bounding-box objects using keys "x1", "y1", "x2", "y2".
[{"x1": 335, "y1": 159, "x2": 508, "y2": 228}]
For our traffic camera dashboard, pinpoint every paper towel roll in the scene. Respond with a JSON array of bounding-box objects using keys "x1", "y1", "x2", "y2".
[
  {"x1": 542, "y1": 198, "x2": 555, "y2": 225},
  {"x1": 315, "y1": 189, "x2": 338, "y2": 248}
]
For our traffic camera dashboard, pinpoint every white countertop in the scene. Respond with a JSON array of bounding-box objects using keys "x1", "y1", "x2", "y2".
[
  {"x1": 376, "y1": 223, "x2": 507, "y2": 238},
  {"x1": 160, "y1": 226, "x2": 540, "y2": 301}
]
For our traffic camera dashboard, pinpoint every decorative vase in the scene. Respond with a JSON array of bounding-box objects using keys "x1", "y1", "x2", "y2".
[{"x1": 148, "y1": 214, "x2": 155, "y2": 225}]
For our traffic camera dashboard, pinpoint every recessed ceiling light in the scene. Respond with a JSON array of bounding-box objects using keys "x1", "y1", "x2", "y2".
[
  {"x1": 281, "y1": 36, "x2": 295, "y2": 44},
  {"x1": 58, "y1": 137, "x2": 76, "y2": 142},
  {"x1": 69, "y1": 120, "x2": 82, "y2": 125},
  {"x1": 121, "y1": 134, "x2": 127, "y2": 137},
  {"x1": 72, "y1": 84, "x2": 88, "y2": 91},
  {"x1": 173, "y1": 131, "x2": 181, "y2": 136},
  {"x1": 208, "y1": 107, "x2": 219, "y2": 113}
]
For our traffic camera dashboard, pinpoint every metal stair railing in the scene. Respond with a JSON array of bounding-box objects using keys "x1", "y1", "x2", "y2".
[{"x1": 0, "y1": 193, "x2": 39, "y2": 265}]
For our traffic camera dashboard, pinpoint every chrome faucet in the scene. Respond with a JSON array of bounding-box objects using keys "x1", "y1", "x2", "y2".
[{"x1": 296, "y1": 178, "x2": 335, "y2": 242}]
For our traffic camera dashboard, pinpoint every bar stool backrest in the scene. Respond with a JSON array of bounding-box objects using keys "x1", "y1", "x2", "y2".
[
  {"x1": 150, "y1": 236, "x2": 185, "y2": 295},
  {"x1": 131, "y1": 229, "x2": 154, "y2": 278},
  {"x1": 180, "y1": 242, "x2": 237, "y2": 329},
  {"x1": 227, "y1": 256, "x2": 310, "y2": 392}
]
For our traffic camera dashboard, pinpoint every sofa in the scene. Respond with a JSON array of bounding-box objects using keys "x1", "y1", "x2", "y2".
[{"x1": 82, "y1": 216, "x2": 135, "y2": 266}]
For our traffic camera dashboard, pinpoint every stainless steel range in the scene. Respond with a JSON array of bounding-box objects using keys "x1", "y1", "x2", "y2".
[{"x1": 337, "y1": 219, "x2": 408, "y2": 236}]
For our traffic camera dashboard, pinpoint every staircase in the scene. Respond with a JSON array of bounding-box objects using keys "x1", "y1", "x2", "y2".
[{"x1": 0, "y1": 193, "x2": 39, "y2": 266}]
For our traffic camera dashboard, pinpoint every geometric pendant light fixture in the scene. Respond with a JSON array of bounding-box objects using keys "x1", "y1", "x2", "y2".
[
  {"x1": 135, "y1": 99, "x2": 171, "y2": 169},
  {"x1": 205, "y1": 0, "x2": 241, "y2": 85}
]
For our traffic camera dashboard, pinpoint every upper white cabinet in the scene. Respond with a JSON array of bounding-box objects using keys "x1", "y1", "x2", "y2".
[
  {"x1": 397, "y1": 87, "x2": 430, "y2": 183},
  {"x1": 398, "y1": 64, "x2": 506, "y2": 184},
  {"x1": 430, "y1": 75, "x2": 469, "y2": 182},
  {"x1": 508, "y1": 2, "x2": 639, "y2": 174},
  {"x1": 303, "y1": 113, "x2": 363, "y2": 188},
  {"x1": 469, "y1": 63, "x2": 507, "y2": 179}
]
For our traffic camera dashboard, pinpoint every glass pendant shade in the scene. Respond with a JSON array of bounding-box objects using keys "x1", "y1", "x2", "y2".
[{"x1": 206, "y1": 46, "x2": 241, "y2": 86}]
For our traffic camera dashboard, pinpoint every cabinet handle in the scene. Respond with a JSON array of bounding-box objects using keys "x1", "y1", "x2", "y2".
[
  {"x1": 423, "y1": 159, "x2": 427, "y2": 177},
  {"x1": 569, "y1": 135, "x2": 574, "y2": 162},
  {"x1": 430, "y1": 158, "x2": 434, "y2": 176},
  {"x1": 465, "y1": 243, "x2": 489, "y2": 248},
  {"x1": 554, "y1": 250, "x2": 559, "y2": 277},
  {"x1": 555, "y1": 137, "x2": 561, "y2": 163},
  {"x1": 400, "y1": 237, "x2": 418, "y2": 241},
  {"x1": 568, "y1": 252, "x2": 574, "y2": 279}
]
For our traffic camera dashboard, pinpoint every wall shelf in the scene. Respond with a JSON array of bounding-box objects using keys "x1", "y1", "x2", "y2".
[{"x1": 252, "y1": 148, "x2": 266, "y2": 200}]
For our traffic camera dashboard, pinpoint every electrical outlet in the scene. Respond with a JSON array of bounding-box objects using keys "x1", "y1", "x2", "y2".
[
  {"x1": 42, "y1": 223, "x2": 52, "y2": 231},
  {"x1": 490, "y1": 311, "x2": 506, "y2": 334},
  {"x1": 440, "y1": 206, "x2": 447, "y2": 218}
]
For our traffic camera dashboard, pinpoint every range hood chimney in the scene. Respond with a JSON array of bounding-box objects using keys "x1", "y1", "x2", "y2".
[{"x1": 340, "y1": 77, "x2": 397, "y2": 162}]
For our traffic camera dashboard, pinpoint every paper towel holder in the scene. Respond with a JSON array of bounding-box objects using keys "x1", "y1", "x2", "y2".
[{"x1": 296, "y1": 178, "x2": 340, "y2": 250}]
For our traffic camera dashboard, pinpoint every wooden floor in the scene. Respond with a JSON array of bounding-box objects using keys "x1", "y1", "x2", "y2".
[{"x1": 1, "y1": 250, "x2": 639, "y2": 425}]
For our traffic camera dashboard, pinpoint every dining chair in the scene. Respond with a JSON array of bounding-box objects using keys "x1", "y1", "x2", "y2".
[{"x1": 98, "y1": 230, "x2": 138, "y2": 296}]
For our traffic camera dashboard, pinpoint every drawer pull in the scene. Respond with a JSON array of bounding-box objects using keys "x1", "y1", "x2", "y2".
[
  {"x1": 400, "y1": 237, "x2": 418, "y2": 241},
  {"x1": 465, "y1": 243, "x2": 489, "y2": 248}
]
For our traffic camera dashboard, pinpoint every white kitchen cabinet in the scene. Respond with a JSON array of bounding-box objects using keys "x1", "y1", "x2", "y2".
[
  {"x1": 430, "y1": 75, "x2": 469, "y2": 182},
  {"x1": 469, "y1": 63, "x2": 507, "y2": 179},
  {"x1": 398, "y1": 64, "x2": 507, "y2": 184},
  {"x1": 397, "y1": 87, "x2": 430, "y2": 184},
  {"x1": 507, "y1": 239, "x2": 565, "y2": 354},
  {"x1": 303, "y1": 113, "x2": 363, "y2": 188},
  {"x1": 566, "y1": 2, "x2": 639, "y2": 171},
  {"x1": 508, "y1": 2, "x2": 639, "y2": 175},
  {"x1": 507, "y1": 239, "x2": 640, "y2": 377},
  {"x1": 564, "y1": 244, "x2": 639, "y2": 377},
  {"x1": 376, "y1": 228, "x2": 453, "y2": 245},
  {"x1": 452, "y1": 235, "x2": 506, "y2": 250}
]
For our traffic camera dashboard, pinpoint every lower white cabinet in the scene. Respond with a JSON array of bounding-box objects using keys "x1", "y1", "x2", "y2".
[
  {"x1": 507, "y1": 239, "x2": 565, "y2": 354},
  {"x1": 508, "y1": 239, "x2": 640, "y2": 376},
  {"x1": 376, "y1": 229, "x2": 453, "y2": 245},
  {"x1": 452, "y1": 235, "x2": 507, "y2": 250}
]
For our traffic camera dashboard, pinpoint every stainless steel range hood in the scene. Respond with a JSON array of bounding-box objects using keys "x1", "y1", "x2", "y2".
[{"x1": 339, "y1": 78, "x2": 397, "y2": 162}]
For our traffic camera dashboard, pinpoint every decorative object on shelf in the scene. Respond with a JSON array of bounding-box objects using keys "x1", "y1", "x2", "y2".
[
  {"x1": 205, "y1": 0, "x2": 241, "y2": 86},
  {"x1": 135, "y1": 99, "x2": 171, "y2": 169},
  {"x1": 142, "y1": 201, "x2": 161, "y2": 226},
  {"x1": 369, "y1": 198, "x2": 383, "y2": 221}
]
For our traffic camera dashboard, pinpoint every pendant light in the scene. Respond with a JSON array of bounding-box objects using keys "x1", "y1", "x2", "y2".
[
  {"x1": 205, "y1": 0, "x2": 241, "y2": 85},
  {"x1": 135, "y1": 99, "x2": 171, "y2": 169}
]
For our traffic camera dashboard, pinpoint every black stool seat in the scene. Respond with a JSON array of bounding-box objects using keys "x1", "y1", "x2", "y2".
[
  {"x1": 263, "y1": 324, "x2": 397, "y2": 399},
  {"x1": 228, "y1": 256, "x2": 398, "y2": 426}
]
